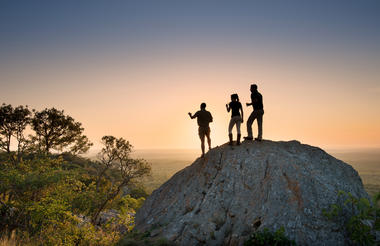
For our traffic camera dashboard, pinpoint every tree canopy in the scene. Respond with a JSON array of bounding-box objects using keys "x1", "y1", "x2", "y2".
[
  {"x1": 0, "y1": 104, "x2": 31, "y2": 155},
  {"x1": 31, "y1": 108, "x2": 92, "y2": 154}
]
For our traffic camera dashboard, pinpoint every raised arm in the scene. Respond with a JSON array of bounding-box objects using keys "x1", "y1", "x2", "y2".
[
  {"x1": 226, "y1": 103, "x2": 230, "y2": 112},
  {"x1": 188, "y1": 112, "x2": 196, "y2": 119}
]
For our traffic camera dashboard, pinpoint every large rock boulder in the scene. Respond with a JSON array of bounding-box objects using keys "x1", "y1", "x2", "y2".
[{"x1": 135, "y1": 140, "x2": 369, "y2": 245}]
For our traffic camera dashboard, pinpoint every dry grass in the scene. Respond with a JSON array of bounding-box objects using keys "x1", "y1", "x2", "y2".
[{"x1": 0, "y1": 231, "x2": 16, "y2": 246}]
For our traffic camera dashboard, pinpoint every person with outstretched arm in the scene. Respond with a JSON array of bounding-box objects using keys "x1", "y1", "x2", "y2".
[
  {"x1": 226, "y1": 93, "x2": 243, "y2": 145},
  {"x1": 188, "y1": 103, "x2": 213, "y2": 157},
  {"x1": 244, "y1": 84, "x2": 264, "y2": 141}
]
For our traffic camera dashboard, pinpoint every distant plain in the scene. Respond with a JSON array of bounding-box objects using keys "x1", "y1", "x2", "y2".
[{"x1": 329, "y1": 148, "x2": 380, "y2": 196}]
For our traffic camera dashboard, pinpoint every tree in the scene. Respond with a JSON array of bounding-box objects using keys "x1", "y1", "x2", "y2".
[
  {"x1": 13, "y1": 105, "x2": 32, "y2": 160},
  {"x1": 0, "y1": 104, "x2": 31, "y2": 160},
  {"x1": 0, "y1": 104, "x2": 15, "y2": 153},
  {"x1": 30, "y1": 108, "x2": 92, "y2": 154},
  {"x1": 95, "y1": 135, "x2": 119, "y2": 192},
  {"x1": 91, "y1": 136, "x2": 151, "y2": 224}
]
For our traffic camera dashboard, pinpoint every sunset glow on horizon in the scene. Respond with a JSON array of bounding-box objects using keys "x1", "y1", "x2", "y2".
[{"x1": 1, "y1": 1, "x2": 379, "y2": 150}]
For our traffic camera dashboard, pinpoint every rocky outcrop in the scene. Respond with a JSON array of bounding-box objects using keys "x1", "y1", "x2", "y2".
[{"x1": 135, "y1": 140, "x2": 369, "y2": 245}]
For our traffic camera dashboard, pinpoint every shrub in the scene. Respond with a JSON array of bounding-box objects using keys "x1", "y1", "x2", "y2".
[
  {"x1": 244, "y1": 227, "x2": 296, "y2": 246},
  {"x1": 323, "y1": 190, "x2": 380, "y2": 246}
]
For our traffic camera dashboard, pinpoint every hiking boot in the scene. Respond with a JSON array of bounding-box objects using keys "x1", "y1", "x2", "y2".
[
  {"x1": 237, "y1": 134, "x2": 241, "y2": 145},
  {"x1": 255, "y1": 137, "x2": 262, "y2": 141},
  {"x1": 244, "y1": 136, "x2": 253, "y2": 140},
  {"x1": 229, "y1": 134, "x2": 233, "y2": 145}
]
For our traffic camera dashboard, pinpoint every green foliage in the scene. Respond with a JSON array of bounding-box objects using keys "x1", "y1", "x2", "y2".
[
  {"x1": 128, "y1": 185, "x2": 150, "y2": 199},
  {"x1": 0, "y1": 151, "x2": 149, "y2": 245},
  {"x1": 117, "y1": 195, "x2": 145, "y2": 213},
  {"x1": 0, "y1": 144, "x2": 150, "y2": 245},
  {"x1": 244, "y1": 227, "x2": 296, "y2": 246},
  {"x1": 323, "y1": 190, "x2": 380, "y2": 246},
  {"x1": 91, "y1": 136, "x2": 151, "y2": 224},
  {"x1": 0, "y1": 103, "x2": 152, "y2": 245}
]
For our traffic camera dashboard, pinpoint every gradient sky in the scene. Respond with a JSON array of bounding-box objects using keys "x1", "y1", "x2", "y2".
[{"x1": 1, "y1": 0, "x2": 379, "y2": 150}]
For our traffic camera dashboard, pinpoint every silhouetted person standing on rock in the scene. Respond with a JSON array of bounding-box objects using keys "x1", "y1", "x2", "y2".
[
  {"x1": 188, "y1": 103, "x2": 213, "y2": 157},
  {"x1": 226, "y1": 94, "x2": 243, "y2": 145},
  {"x1": 244, "y1": 84, "x2": 264, "y2": 141}
]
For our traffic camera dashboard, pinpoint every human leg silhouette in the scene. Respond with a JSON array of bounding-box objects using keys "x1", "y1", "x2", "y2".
[
  {"x1": 246, "y1": 111, "x2": 256, "y2": 139},
  {"x1": 200, "y1": 135, "x2": 205, "y2": 157},
  {"x1": 246, "y1": 111, "x2": 264, "y2": 140},
  {"x1": 236, "y1": 117, "x2": 241, "y2": 145},
  {"x1": 206, "y1": 134, "x2": 211, "y2": 150},
  {"x1": 228, "y1": 118, "x2": 235, "y2": 145},
  {"x1": 256, "y1": 109, "x2": 264, "y2": 140}
]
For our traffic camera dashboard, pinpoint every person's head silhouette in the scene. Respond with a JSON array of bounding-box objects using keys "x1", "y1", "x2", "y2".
[
  {"x1": 231, "y1": 94, "x2": 239, "y2": 102},
  {"x1": 250, "y1": 84, "x2": 258, "y2": 92},
  {"x1": 200, "y1": 103, "x2": 206, "y2": 110}
]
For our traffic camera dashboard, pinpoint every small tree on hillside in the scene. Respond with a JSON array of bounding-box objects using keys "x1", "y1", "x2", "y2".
[
  {"x1": 91, "y1": 136, "x2": 151, "y2": 224},
  {"x1": 0, "y1": 104, "x2": 31, "y2": 161},
  {"x1": 95, "y1": 135, "x2": 118, "y2": 192},
  {"x1": 30, "y1": 108, "x2": 92, "y2": 154}
]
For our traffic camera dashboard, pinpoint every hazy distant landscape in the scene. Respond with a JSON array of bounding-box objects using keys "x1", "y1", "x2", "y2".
[
  {"x1": 132, "y1": 149, "x2": 200, "y2": 193},
  {"x1": 329, "y1": 149, "x2": 380, "y2": 196},
  {"x1": 133, "y1": 147, "x2": 380, "y2": 196}
]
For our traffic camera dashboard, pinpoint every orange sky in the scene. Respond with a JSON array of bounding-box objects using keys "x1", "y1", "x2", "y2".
[
  {"x1": 1, "y1": 46, "x2": 380, "y2": 150},
  {"x1": 1, "y1": 1, "x2": 379, "y2": 150}
]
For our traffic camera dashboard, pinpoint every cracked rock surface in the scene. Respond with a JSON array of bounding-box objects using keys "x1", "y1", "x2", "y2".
[{"x1": 135, "y1": 140, "x2": 369, "y2": 245}]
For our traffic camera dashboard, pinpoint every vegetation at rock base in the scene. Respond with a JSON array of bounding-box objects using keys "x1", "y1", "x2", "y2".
[
  {"x1": 117, "y1": 231, "x2": 175, "y2": 246},
  {"x1": 0, "y1": 103, "x2": 151, "y2": 245},
  {"x1": 323, "y1": 190, "x2": 380, "y2": 246},
  {"x1": 243, "y1": 227, "x2": 296, "y2": 246}
]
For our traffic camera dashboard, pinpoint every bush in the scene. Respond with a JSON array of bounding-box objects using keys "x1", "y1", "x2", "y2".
[
  {"x1": 244, "y1": 227, "x2": 296, "y2": 246},
  {"x1": 323, "y1": 190, "x2": 380, "y2": 246},
  {"x1": 0, "y1": 152, "x2": 148, "y2": 245}
]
